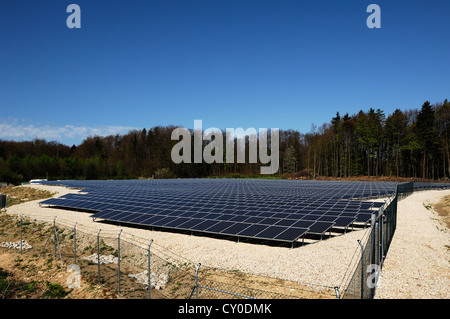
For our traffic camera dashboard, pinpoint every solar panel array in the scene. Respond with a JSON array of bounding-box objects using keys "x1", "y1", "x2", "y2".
[
  {"x1": 413, "y1": 182, "x2": 450, "y2": 191},
  {"x1": 38, "y1": 179, "x2": 397, "y2": 245}
]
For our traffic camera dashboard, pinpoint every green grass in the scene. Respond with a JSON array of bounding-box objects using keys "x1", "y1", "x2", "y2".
[{"x1": 43, "y1": 281, "x2": 71, "y2": 298}]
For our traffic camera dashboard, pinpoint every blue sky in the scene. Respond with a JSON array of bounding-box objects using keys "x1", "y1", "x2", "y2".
[{"x1": 1, "y1": 0, "x2": 449, "y2": 146}]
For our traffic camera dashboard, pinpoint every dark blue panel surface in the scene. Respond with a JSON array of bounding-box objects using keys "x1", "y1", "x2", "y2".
[
  {"x1": 237, "y1": 224, "x2": 268, "y2": 237},
  {"x1": 275, "y1": 227, "x2": 308, "y2": 241},
  {"x1": 256, "y1": 226, "x2": 287, "y2": 239},
  {"x1": 190, "y1": 220, "x2": 221, "y2": 231},
  {"x1": 38, "y1": 178, "x2": 401, "y2": 244}
]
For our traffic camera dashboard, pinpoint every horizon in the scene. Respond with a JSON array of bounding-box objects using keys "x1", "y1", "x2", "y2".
[
  {"x1": 1, "y1": 0, "x2": 449, "y2": 146},
  {"x1": 0, "y1": 99, "x2": 446, "y2": 148}
]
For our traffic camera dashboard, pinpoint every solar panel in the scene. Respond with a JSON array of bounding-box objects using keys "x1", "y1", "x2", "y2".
[
  {"x1": 152, "y1": 216, "x2": 178, "y2": 227},
  {"x1": 275, "y1": 227, "x2": 308, "y2": 241},
  {"x1": 307, "y1": 221, "x2": 335, "y2": 235},
  {"x1": 317, "y1": 216, "x2": 338, "y2": 222},
  {"x1": 190, "y1": 220, "x2": 220, "y2": 231},
  {"x1": 238, "y1": 224, "x2": 268, "y2": 237},
  {"x1": 164, "y1": 217, "x2": 191, "y2": 228},
  {"x1": 91, "y1": 209, "x2": 116, "y2": 219},
  {"x1": 178, "y1": 218, "x2": 204, "y2": 229},
  {"x1": 205, "y1": 221, "x2": 235, "y2": 233},
  {"x1": 333, "y1": 216, "x2": 356, "y2": 228},
  {"x1": 221, "y1": 223, "x2": 251, "y2": 236},
  {"x1": 275, "y1": 219, "x2": 297, "y2": 227},
  {"x1": 129, "y1": 214, "x2": 155, "y2": 224},
  {"x1": 142, "y1": 215, "x2": 165, "y2": 225},
  {"x1": 354, "y1": 213, "x2": 372, "y2": 223},
  {"x1": 256, "y1": 226, "x2": 288, "y2": 240},
  {"x1": 230, "y1": 215, "x2": 250, "y2": 222},
  {"x1": 37, "y1": 179, "x2": 400, "y2": 245},
  {"x1": 39, "y1": 198, "x2": 59, "y2": 205},
  {"x1": 292, "y1": 220, "x2": 315, "y2": 229}
]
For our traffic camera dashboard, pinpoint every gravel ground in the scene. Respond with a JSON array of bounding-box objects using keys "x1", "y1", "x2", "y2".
[
  {"x1": 4, "y1": 184, "x2": 450, "y2": 298},
  {"x1": 374, "y1": 190, "x2": 450, "y2": 299}
]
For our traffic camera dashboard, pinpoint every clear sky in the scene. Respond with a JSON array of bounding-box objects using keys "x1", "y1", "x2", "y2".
[{"x1": 1, "y1": 0, "x2": 449, "y2": 146}]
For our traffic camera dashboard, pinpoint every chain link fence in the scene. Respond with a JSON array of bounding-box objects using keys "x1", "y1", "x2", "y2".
[{"x1": 340, "y1": 182, "x2": 413, "y2": 299}]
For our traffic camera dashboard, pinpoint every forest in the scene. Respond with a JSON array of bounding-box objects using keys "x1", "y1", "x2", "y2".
[{"x1": 1, "y1": 99, "x2": 449, "y2": 184}]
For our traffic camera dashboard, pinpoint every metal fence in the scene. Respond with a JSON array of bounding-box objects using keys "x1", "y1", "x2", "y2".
[
  {"x1": 397, "y1": 182, "x2": 414, "y2": 201},
  {"x1": 0, "y1": 213, "x2": 336, "y2": 299}
]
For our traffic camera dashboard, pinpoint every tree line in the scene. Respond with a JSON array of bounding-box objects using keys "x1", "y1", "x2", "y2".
[{"x1": 1, "y1": 99, "x2": 449, "y2": 184}]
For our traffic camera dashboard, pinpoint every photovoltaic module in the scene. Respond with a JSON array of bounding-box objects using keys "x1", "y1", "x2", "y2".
[{"x1": 38, "y1": 179, "x2": 399, "y2": 245}]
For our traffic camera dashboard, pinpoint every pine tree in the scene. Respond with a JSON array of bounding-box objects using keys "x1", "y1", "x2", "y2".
[
  {"x1": 385, "y1": 109, "x2": 408, "y2": 177},
  {"x1": 415, "y1": 101, "x2": 440, "y2": 179},
  {"x1": 436, "y1": 99, "x2": 450, "y2": 178}
]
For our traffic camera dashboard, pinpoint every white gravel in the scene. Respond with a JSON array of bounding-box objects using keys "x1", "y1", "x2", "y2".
[
  {"x1": 374, "y1": 190, "x2": 450, "y2": 299},
  {"x1": 4, "y1": 183, "x2": 450, "y2": 298},
  {"x1": 81, "y1": 254, "x2": 119, "y2": 265},
  {"x1": 128, "y1": 270, "x2": 168, "y2": 290},
  {"x1": 0, "y1": 240, "x2": 32, "y2": 250}
]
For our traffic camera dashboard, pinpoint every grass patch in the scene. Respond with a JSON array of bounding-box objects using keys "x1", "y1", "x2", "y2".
[
  {"x1": 43, "y1": 281, "x2": 71, "y2": 298},
  {"x1": 432, "y1": 195, "x2": 450, "y2": 229},
  {"x1": 0, "y1": 185, "x2": 55, "y2": 207}
]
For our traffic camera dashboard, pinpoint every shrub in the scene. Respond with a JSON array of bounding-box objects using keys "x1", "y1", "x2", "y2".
[{"x1": 154, "y1": 168, "x2": 176, "y2": 179}]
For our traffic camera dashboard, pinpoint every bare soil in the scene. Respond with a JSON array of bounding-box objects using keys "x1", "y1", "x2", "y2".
[
  {"x1": 431, "y1": 195, "x2": 450, "y2": 229},
  {"x1": 0, "y1": 212, "x2": 330, "y2": 299}
]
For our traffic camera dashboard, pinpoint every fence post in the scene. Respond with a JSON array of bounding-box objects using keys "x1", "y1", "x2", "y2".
[
  {"x1": 370, "y1": 213, "x2": 377, "y2": 299},
  {"x1": 20, "y1": 215, "x2": 23, "y2": 254},
  {"x1": 54, "y1": 220, "x2": 63, "y2": 266},
  {"x1": 147, "y1": 239, "x2": 153, "y2": 299},
  {"x1": 53, "y1": 217, "x2": 57, "y2": 260},
  {"x1": 97, "y1": 229, "x2": 101, "y2": 284},
  {"x1": 371, "y1": 213, "x2": 376, "y2": 265},
  {"x1": 357, "y1": 239, "x2": 364, "y2": 299},
  {"x1": 118, "y1": 229, "x2": 122, "y2": 298},
  {"x1": 73, "y1": 222, "x2": 77, "y2": 265},
  {"x1": 190, "y1": 263, "x2": 201, "y2": 299},
  {"x1": 334, "y1": 286, "x2": 340, "y2": 299},
  {"x1": 379, "y1": 213, "x2": 383, "y2": 266}
]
